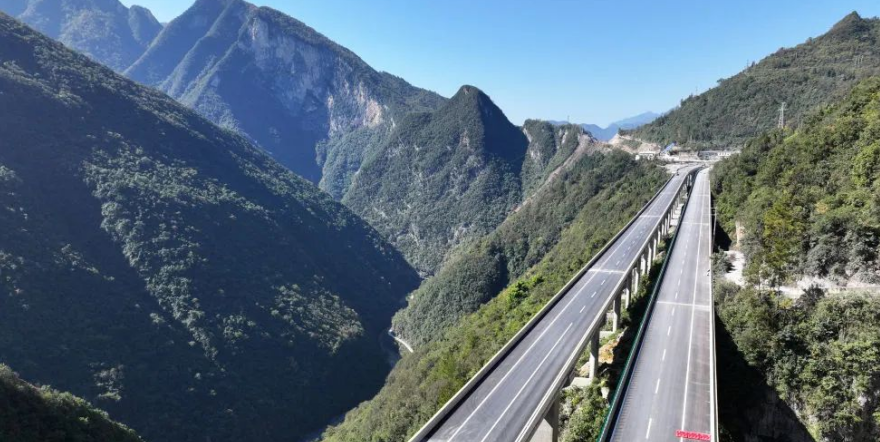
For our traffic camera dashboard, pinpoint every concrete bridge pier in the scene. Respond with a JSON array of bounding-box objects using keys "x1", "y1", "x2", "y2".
[
  {"x1": 529, "y1": 395, "x2": 560, "y2": 442},
  {"x1": 587, "y1": 331, "x2": 600, "y2": 382},
  {"x1": 608, "y1": 294, "x2": 621, "y2": 333},
  {"x1": 631, "y1": 268, "x2": 640, "y2": 296}
]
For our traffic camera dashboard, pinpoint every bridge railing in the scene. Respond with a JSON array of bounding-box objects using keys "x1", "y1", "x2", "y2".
[
  {"x1": 408, "y1": 167, "x2": 700, "y2": 442},
  {"x1": 595, "y1": 168, "x2": 700, "y2": 442}
]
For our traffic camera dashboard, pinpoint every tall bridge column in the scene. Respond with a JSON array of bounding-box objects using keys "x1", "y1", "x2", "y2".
[
  {"x1": 631, "y1": 267, "x2": 640, "y2": 296},
  {"x1": 529, "y1": 395, "x2": 560, "y2": 442},
  {"x1": 611, "y1": 294, "x2": 621, "y2": 333},
  {"x1": 587, "y1": 331, "x2": 600, "y2": 382}
]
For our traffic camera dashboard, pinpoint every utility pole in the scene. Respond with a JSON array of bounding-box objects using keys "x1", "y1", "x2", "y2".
[{"x1": 778, "y1": 102, "x2": 786, "y2": 129}]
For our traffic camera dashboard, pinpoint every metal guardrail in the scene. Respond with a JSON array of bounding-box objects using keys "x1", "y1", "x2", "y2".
[
  {"x1": 409, "y1": 167, "x2": 699, "y2": 442},
  {"x1": 596, "y1": 168, "x2": 700, "y2": 442},
  {"x1": 708, "y1": 174, "x2": 720, "y2": 442},
  {"x1": 516, "y1": 168, "x2": 699, "y2": 442}
]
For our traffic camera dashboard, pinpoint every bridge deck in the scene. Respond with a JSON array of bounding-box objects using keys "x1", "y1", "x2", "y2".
[
  {"x1": 610, "y1": 169, "x2": 715, "y2": 442},
  {"x1": 419, "y1": 168, "x2": 697, "y2": 442}
]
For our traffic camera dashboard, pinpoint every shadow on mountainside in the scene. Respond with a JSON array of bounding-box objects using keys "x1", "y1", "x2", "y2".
[{"x1": 715, "y1": 315, "x2": 815, "y2": 442}]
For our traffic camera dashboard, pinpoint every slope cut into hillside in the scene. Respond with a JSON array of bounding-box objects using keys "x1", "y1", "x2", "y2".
[
  {"x1": 0, "y1": 12, "x2": 418, "y2": 442},
  {"x1": 125, "y1": 0, "x2": 445, "y2": 188},
  {"x1": 0, "y1": 0, "x2": 162, "y2": 71},
  {"x1": 630, "y1": 12, "x2": 880, "y2": 149}
]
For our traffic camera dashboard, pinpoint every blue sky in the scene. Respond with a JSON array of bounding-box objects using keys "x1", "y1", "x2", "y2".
[{"x1": 122, "y1": 0, "x2": 880, "y2": 126}]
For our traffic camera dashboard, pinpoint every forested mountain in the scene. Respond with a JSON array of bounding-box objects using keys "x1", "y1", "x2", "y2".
[
  {"x1": 712, "y1": 76, "x2": 880, "y2": 287},
  {"x1": 521, "y1": 120, "x2": 600, "y2": 196},
  {"x1": 124, "y1": 0, "x2": 445, "y2": 189},
  {"x1": 0, "y1": 13, "x2": 419, "y2": 442},
  {"x1": 629, "y1": 12, "x2": 880, "y2": 149},
  {"x1": 710, "y1": 77, "x2": 880, "y2": 441},
  {"x1": 0, "y1": 365, "x2": 143, "y2": 442},
  {"x1": 323, "y1": 153, "x2": 668, "y2": 441},
  {"x1": 0, "y1": 0, "x2": 162, "y2": 71},
  {"x1": 391, "y1": 150, "x2": 649, "y2": 347},
  {"x1": 342, "y1": 86, "x2": 527, "y2": 275}
]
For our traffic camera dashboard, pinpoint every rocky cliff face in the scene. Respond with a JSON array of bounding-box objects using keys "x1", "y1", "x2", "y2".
[
  {"x1": 521, "y1": 120, "x2": 599, "y2": 197},
  {"x1": 0, "y1": 0, "x2": 162, "y2": 71},
  {"x1": 126, "y1": 0, "x2": 445, "y2": 188}
]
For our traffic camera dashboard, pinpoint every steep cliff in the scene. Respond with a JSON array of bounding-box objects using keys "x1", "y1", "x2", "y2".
[{"x1": 126, "y1": 0, "x2": 445, "y2": 188}]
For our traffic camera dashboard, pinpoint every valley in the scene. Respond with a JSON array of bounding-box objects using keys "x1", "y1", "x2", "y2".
[{"x1": 0, "y1": 2, "x2": 879, "y2": 442}]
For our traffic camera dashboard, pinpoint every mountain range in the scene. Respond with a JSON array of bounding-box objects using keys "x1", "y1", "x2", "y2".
[
  {"x1": 0, "y1": 0, "x2": 162, "y2": 71},
  {"x1": 629, "y1": 12, "x2": 880, "y2": 148},
  {"x1": 0, "y1": 11, "x2": 418, "y2": 442},
  {"x1": 551, "y1": 111, "x2": 660, "y2": 141}
]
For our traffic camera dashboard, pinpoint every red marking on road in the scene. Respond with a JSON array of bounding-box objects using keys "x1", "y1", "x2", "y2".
[{"x1": 676, "y1": 430, "x2": 711, "y2": 441}]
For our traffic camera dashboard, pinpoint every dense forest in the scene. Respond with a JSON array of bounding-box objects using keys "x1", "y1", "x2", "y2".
[
  {"x1": 715, "y1": 281, "x2": 880, "y2": 441},
  {"x1": 0, "y1": 365, "x2": 143, "y2": 442},
  {"x1": 711, "y1": 77, "x2": 880, "y2": 285},
  {"x1": 344, "y1": 85, "x2": 529, "y2": 275},
  {"x1": 392, "y1": 150, "x2": 662, "y2": 347},
  {"x1": 710, "y1": 76, "x2": 880, "y2": 440},
  {"x1": 629, "y1": 12, "x2": 880, "y2": 149},
  {"x1": 322, "y1": 155, "x2": 667, "y2": 441},
  {"x1": 0, "y1": 14, "x2": 419, "y2": 442}
]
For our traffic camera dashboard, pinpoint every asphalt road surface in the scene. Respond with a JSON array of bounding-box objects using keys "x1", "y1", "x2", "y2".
[
  {"x1": 610, "y1": 169, "x2": 715, "y2": 442},
  {"x1": 421, "y1": 168, "x2": 698, "y2": 442}
]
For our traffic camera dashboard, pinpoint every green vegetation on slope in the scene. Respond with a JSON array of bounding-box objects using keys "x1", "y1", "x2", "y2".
[
  {"x1": 322, "y1": 157, "x2": 668, "y2": 442},
  {"x1": 0, "y1": 0, "x2": 162, "y2": 71},
  {"x1": 520, "y1": 120, "x2": 595, "y2": 197},
  {"x1": 715, "y1": 283, "x2": 880, "y2": 440},
  {"x1": 392, "y1": 151, "x2": 664, "y2": 346},
  {"x1": 0, "y1": 365, "x2": 143, "y2": 442},
  {"x1": 711, "y1": 76, "x2": 880, "y2": 285},
  {"x1": 710, "y1": 75, "x2": 880, "y2": 441},
  {"x1": 0, "y1": 14, "x2": 418, "y2": 442},
  {"x1": 630, "y1": 12, "x2": 880, "y2": 149},
  {"x1": 344, "y1": 85, "x2": 529, "y2": 275}
]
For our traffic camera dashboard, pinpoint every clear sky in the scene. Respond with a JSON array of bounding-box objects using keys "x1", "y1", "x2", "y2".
[{"x1": 121, "y1": 0, "x2": 880, "y2": 126}]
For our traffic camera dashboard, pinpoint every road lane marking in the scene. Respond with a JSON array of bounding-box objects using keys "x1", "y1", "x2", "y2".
[
  {"x1": 580, "y1": 306, "x2": 585, "y2": 313},
  {"x1": 445, "y1": 278, "x2": 590, "y2": 441},
  {"x1": 681, "y1": 173, "x2": 706, "y2": 435},
  {"x1": 602, "y1": 279, "x2": 607, "y2": 286},
  {"x1": 655, "y1": 378, "x2": 661, "y2": 394},
  {"x1": 672, "y1": 307, "x2": 676, "y2": 316},
  {"x1": 657, "y1": 301, "x2": 710, "y2": 310},
  {"x1": 591, "y1": 291, "x2": 597, "y2": 298},
  {"x1": 442, "y1": 173, "x2": 691, "y2": 439},
  {"x1": 646, "y1": 418, "x2": 653, "y2": 439},
  {"x1": 477, "y1": 323, "x2": 574, "y2": 442},
  {"x1": 667, "y1": 326, "x2": 671, "y2": 336},
  {"x1": 662, "y1": 349, "x2": 667, "y2": 361}
]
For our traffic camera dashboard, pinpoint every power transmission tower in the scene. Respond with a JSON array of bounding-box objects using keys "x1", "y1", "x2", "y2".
[{"x1": 778, "y1": 102, "x2": 786, "y2": 129}]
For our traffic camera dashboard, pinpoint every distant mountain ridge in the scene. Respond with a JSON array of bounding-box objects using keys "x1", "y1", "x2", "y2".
[
  {"x1": 0, "y1": 12, "x2": 418, "y2": 442},
  {"x1": 629, "y1": 12, "x2": 880, "y2": 148},
  {"x1": 552, "y1": 111, "x2": 660, "y2": 141},
  {"x1": 124, "y1": 0, "x2": 446, "y2": 190},
  {"x1": 0, "y1": 0, "x2": 162, "y2": 71}
]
